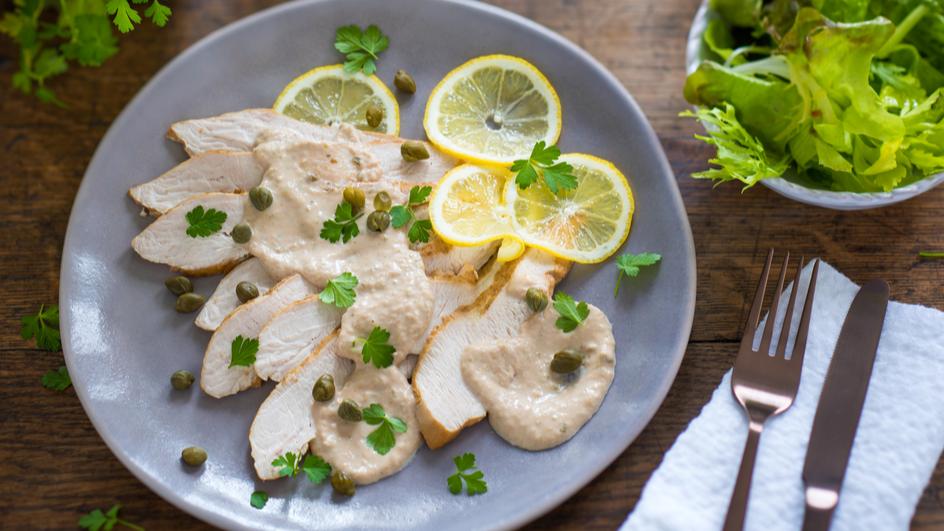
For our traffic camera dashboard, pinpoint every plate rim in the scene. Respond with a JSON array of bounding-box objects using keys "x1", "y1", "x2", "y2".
[{"x1": 59, "y1": 0, "x2": 696, "y2": 528}]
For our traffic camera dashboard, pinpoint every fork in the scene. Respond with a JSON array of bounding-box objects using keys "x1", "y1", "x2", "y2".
[{"x1": 722, "y1": 250, "x2": 820, "y2": 531}]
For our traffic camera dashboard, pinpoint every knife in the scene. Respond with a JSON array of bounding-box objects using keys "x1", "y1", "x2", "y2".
[{"x1": 801, "y1": 279, "x2": 889, "y2": 531}]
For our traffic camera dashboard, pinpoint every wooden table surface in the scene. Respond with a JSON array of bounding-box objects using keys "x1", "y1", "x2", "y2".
[{"x1": 2, "y1": 0, "x2": 942, "y2": 528}]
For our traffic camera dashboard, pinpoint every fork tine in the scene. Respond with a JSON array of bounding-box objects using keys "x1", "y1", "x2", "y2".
[
  {"x1": 739, "y1": 249, "x2": 774, "y2": 352},
  {"x1": 775, "y1": 256, "x2": 804, "y2": 358},
  {"x1": 790, "y1": 259, "x2": 820, "y2": 365},
  {"x1": 758, "y1": 252, "x2": 790, "y2": 355}
]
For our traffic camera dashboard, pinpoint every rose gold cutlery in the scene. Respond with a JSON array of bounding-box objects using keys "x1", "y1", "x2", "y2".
[
  {"x1": 723, "y1": 250, "x2": 820, "y2": 531},
  {"x1": 801, "y1": 280, "x2": 889, "y2": 531}
]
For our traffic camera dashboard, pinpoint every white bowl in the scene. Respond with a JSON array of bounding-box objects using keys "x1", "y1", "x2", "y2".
[{"x1": 685, "y1": 2, "x2": 944, "y2": 210}]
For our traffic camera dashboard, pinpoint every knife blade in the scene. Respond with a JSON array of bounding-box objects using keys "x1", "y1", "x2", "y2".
[{"x1": 801, "y1": 279, "x2": 889, "y2": 531}]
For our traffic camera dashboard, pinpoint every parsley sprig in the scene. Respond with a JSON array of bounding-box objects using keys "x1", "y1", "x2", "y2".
[
  {"x1": 250, "y1": 490, "x2": 268, "y2": 509},
  {"x1": 319, "y1": 272, "x2": 358, "y2": 309},
  {"x1": 185, "y1": 205, "x2": 227, "y2": 238},
  {"x1": 334, "y1": 24, "x2": 389, "y2": 75},
  {"x1": 390, "y1": 185, "x2": 433, "y2": 244},
  {"x1": 21, "y1": 304, "x2": 61, "y2": 351},
  {"x1": 78, "y1": 504, "x2": 144, "y2": 531},
  {"x1": 447, "y1": 452, "x2": 487, "y2": 495},
  {"x1": 362, "y1": 403, "x2": 408, "y2": 455},
  {"x1": 1, "y1": 1, "x2": 171, "y2": 104},
  {"x1": 553, "y1": 292, "x2": 589, "y2": 333},
  {"x1": 354, "y1": 326, "x2": 396, "y2": 368},
  {"x1": 42, "y1": 366, "x2": 72, "y2": 391},
  {"x1": 614, "y1": 252, "x2": 662, "y2": 296},
  {"x1": 511, "y1": 141, "x2": 577, "y2": 195},
  {"x1": 320, "y1": 201, "x2": 362, "y2": 243},
  {"x1": 272, "y1": 452, "x2": 332, "y2": 484},
  {"x1": 229, "y1": 335, "x2": 259, "y2": 367}
]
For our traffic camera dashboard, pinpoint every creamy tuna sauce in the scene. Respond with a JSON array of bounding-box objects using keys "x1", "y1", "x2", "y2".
[
  {"x1": 461, "y1": 304, "x2": 615, "y2": 451},
  {"x1": 311, "y1": 366, "x2": 421, "y2": 484},
  {"x1": 245, "y1": 137, "x2": 434, "y2": 362}
]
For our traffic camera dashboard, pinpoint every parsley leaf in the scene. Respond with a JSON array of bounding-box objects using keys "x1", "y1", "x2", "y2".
[
  {"x1": 362, "y1": 403, "x2": 408, "y2": 455},
  {"x1": 390, "y1": 186, "x2": 433, "y2": 243},
  {"x1": 334, "y1": 24, "x2": 389, "y2": 75},
  {"x1": 61, "y1": 15, "x2": 119, "y2": 67},
  {"x1": 447, "y1": 452, "x2": 488, "y2": 495},
  {"x1": 356, "y1": 326, "x2": 395, "y2": 368},
  {"x1": 511, "y1": 141, "x2": 578, "y2": 195},
  {"x1": 78, "y1": 504, "x2": 144, "y2": 531},
  {"x1": 42, "y1": 366, "x2": 72, "y2": 391},
  {"x1": 105, "y1": 0, "x2": 143, "y2": 33},
  {"x1": 144, "y1": 0, "x2": 172, "y2": 27},
  {"x1": 272, "y1": 452, "x2": 301, "y2": 478},
  {"x1": 320, "y1": 201, "x2": 362, "y2": 243},
  {"x1": 229, "y1": 335, "x2": 259, "y2": 367},
  {"x1": 614, "y1": 252, "x2": 662, "y2": 296},
  {"x1": 250, "y1": 490, "x2": 268, "y2": 509},
  {"x1": 319, "y1": 272, "x2": 358, "y2": 309},
  {"x1": 552, "y1": 292, "x2": 589, "y2": 333},
  {"x1": 301, "y1": 454, "x2": 332, "y2": 484},
  {"x1": 185, "y1": 205, "x2": 227, "y2": 238},
  {"x1": 21, "y1": 304, "x2": 61, "y2": 351}
]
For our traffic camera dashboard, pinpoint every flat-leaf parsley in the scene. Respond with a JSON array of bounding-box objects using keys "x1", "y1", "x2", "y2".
[
  {"x1": 614, "y1": 252, "x2": 661, "y2": 296},
  {"x1": 390, "y1": 185, "x2": 433, "y2": 244},
  {"x1": 552, "y1": 292, "x2": 589, "y2": 333},
  {"x1": 355, "y1": 326, "x2": 396, "y2": 368},
  {"x1": 78, "y1": 504, "x2": 144, "y2": 531},
  {"x1": 229, "y1": 335, "x2": 259, "y2": 367},
  {"x1": 320, "y1": 201, "x2": 362, "y2": 243},
  {"x1": 319, "y1": 272, "x2": 358, "y2": 309},
  {"x1": 185, "y1": 205, "x2": 227, "y2": 238},
  {"x1": 447, "y1": 452, "x2": 487, "y2": 495},
  {"x1": 362, "y1": 403, "x2": 408, "y2": 455},
  {"x1": 21, "y1": 304, "x2": 61, "y2": 351},
  {"x1": 511, "y1": 141, "x2": 577, "y2": 195},
  {"x1": 42, "y1": 366, "x2": 72, "y2": 391},
  {"x1": 334, "y1": 24, "x2": 389, "y2": 75}
]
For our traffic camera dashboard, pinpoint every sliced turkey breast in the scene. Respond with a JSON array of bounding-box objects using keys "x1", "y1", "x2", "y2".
[
  {"x1": 200, "y1": 274, "x2": 313, "y2": 398},
  {"x1": 168, "y1": 109, "x2": 456, "y2": 184},
  {"x1": 194, "y1": 258, "x2": 276, "y2": 331},
  {"x1": 412, "y1": 250, "x2": 570, "y2": 449},
  {"x1": 250, "y1": 333, "x2": 354, "y2": 480},
  {"x1": 421, "y1": 238, "x2": 498, "y2": 280},
  {"x1": 129, "y1": 152, "x2": 264, "y2": 215},
  {"x1": 131, "y1": 192, "x2": 249, "y2": 276},
  {"x1": 254, "y1": 295, "x2": 343, "y2": 382}
]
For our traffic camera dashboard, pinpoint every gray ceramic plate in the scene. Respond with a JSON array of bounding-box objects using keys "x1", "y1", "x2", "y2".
[{"x1": 60, "y1": 0, "x2": 695, "y2": 529}]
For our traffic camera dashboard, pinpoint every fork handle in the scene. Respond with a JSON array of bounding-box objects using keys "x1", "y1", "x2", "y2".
[{"x1": 723, "y1": 422, "x2": 764, "y2": 531}]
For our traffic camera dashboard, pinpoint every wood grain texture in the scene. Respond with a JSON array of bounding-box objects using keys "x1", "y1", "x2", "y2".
[{"x1": 1, "y1": 0, "x2": 942, "y2": 529}]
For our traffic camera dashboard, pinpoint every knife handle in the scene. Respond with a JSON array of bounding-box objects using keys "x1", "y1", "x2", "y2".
[{"x1": 802, "y1": 506, "x2": 834, "y2": 531}]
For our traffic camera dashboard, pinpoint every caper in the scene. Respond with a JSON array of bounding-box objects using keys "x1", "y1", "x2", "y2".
[
  {"x1": 551, "y1": 349, "x2": 584, "y2": 374},
  {"x1": 365, "y1": 105, "x2": 384, "y2": 129},
  {"x1": 366, "y1": 210, "x2": 390, "y2": 232},
  {"x1": 526, "y1": 288, "x2": 549, "y2": 312},
  {"x1": 231, "y1": 222, "x2": 252, "y2": 244},
  {"x1": 175, "y1": 292, "x2": 205, "y2": 313},
  {"x1": 171, "y1": 370, "x2": 195, "y2": 390},
  {"x1": 373, "y1": 191, "x2": 392, "y2": 212},
  {"x1": 331, "y1": 470, "x2": 356, "y2": 496},
  {"x1": 236, "y1": 281, "x2": 259, "y2": 303},
  {"x1": 181, "y1": 446, "x2": 207, "y2": 466},
  {"x1": 249, "y1": 186, "x2": 273, "y2": 211},
  {"x1": 164, "y1": 275, "x2": 193, "y2": 296},
  {"x1": 394, "y1": 69, "x2": 417, "y2": 94},
  {"x1": 343, "y1": 187, "x2": 366, "y2": 214},
  {"x1": 312, "y1": 374, "x2": 335, "y2": 402},
  {"x1": 401, "y1": 140, "x2": 430, "y2": 162},
  {"x1": 338, "y1": 399, "x2": 363, "y2": 422}
]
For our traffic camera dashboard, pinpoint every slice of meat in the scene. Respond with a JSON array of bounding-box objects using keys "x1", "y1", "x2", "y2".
[
  {"x1": 168, "y1": 109, "x2": 456, "y2": 184},
  {"x1": 250, "y1": 333, "x2": 354, "y2": 480},
  {"x1": 195, "y1": 258, "x2": 276, "y2": 331},
  {"x1": 131, "y1": 192, "x2": 249, "y2": 275},
  {"x1": 412, "y1": 250, "x2": 570, "y2": 449},
  {"x1": 310, "y1": 366, "x2": 421, "y2": 485},
  {"x1": 129, "y1": 152, "x2": 264, "y2": 215},
  {"x1": 254, "y1": 294, "x2": 343, "y2": 382},
  {"x1": 200, "y1": 274, "x2": 313, "y2": 398},
  {"x1": 422, "y1": 238, "x2": 498, "y2": 280},
  {"x1": 462, "y1": 304, "x2": 616, "y2": 451}
]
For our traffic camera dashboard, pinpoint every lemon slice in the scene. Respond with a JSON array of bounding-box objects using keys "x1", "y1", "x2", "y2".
[
  {"x1": 505, "y1": 154, "x2": 634, "y2": 264},
  {"x1": 424, "y1": 55, "x2": 561, "y2": 165},
  {"x1": 274, "y1": 64, "x2": 399, "y2": 135},
  {"x1": 428, "y1": 164, "x2": 516, "y2": 246},
  {"x1": 496, "y1": 237, "x2": 526, "y2": 262}
]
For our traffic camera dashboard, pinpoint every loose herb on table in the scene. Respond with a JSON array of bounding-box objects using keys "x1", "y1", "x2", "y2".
[
  {"x1": 78, "y1": 504, "x2": 144, "y2": 531},
  {"x1": 21, "y1": 304, "x2": 61, "y2": 351},
  {"x1": 42, "y1": 366, "x2": 72, "y2": 391}
]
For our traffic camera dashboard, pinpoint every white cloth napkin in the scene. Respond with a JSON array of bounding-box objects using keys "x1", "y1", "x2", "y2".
[{"x1": 622, "y1": 261, "x2": 944, "y2": 531}]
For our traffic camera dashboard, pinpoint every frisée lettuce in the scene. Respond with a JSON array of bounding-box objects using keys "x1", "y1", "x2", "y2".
[{"x1": 684, "y1": 0, "x2": 944, "y2": 192}]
